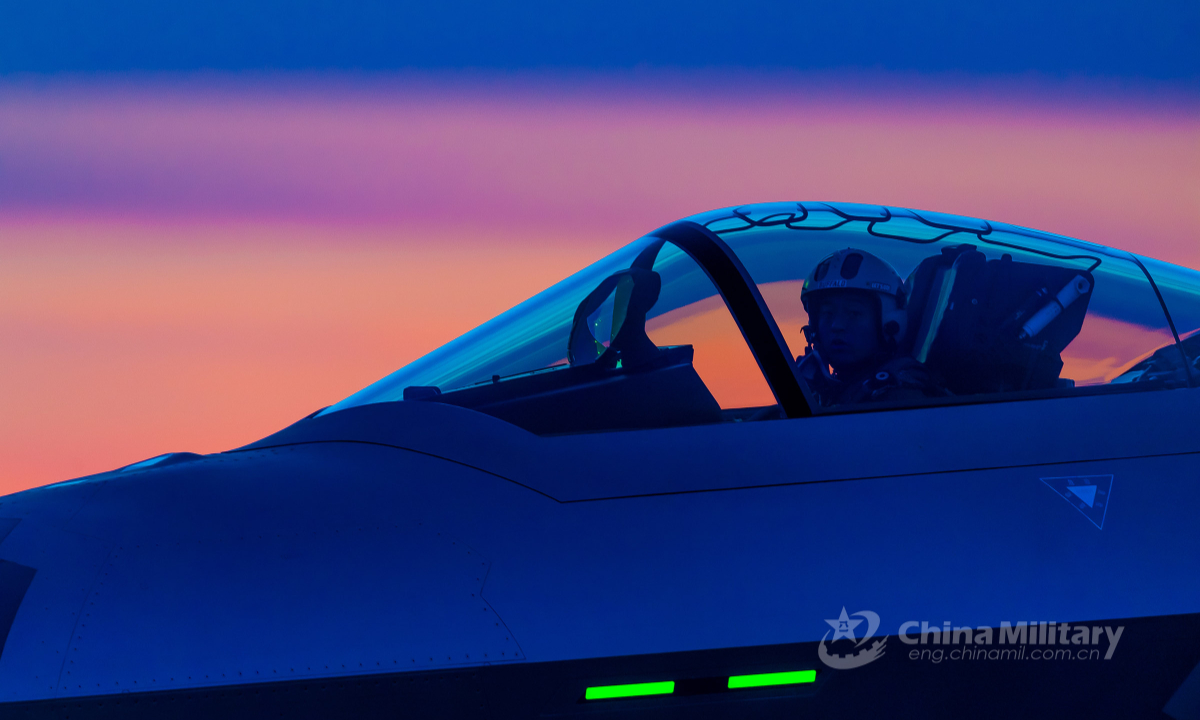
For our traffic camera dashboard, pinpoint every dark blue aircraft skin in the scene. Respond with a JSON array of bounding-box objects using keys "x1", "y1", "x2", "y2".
[{"x1": 1, "y1": 203, "x2": 1199, "y2": 719}]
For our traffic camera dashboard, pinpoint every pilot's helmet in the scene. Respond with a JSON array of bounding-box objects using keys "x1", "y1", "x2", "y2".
[{"x1": 801, "y1": 248, "x2": 908, "y2": 344}]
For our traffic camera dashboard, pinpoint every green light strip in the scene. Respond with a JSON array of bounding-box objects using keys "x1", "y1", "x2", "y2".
[
  {"x1": 727, "y1": 670, "x2": 817, "y2": 689},
  {"x1": 584, "y1": 681, "x2": 675, "y2": 700}
]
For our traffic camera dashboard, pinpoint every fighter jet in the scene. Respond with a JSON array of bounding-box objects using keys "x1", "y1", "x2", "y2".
[{"x1": 2, "y1": 202, "x2": 1198, "y2": 719}]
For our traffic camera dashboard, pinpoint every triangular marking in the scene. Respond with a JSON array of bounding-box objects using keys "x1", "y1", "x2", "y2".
[
  {"x1": 1066, "y1": 485, "x2": 1097, "y2": 507},
  {"x1": 1040, "y1": 475, "x2": 1113, "y2": 529}
]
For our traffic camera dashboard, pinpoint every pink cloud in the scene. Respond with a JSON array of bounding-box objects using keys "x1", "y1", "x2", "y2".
[
  {"x1": 2, "y1": 72, "x2": 1196, "y2": 260},
  {"x1": 0, "y1": 72, "x2": 1197, "y2": 493}
]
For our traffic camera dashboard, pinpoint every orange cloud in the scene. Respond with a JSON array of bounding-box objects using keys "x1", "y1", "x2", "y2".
[{"x1": 0, "y1": 76, "x2": 1196, "y2": 493}]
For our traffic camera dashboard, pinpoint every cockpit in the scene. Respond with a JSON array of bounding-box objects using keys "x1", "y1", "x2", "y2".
[{"x1": 320, "y1": 202, "x2": 1200, "y2": 434}]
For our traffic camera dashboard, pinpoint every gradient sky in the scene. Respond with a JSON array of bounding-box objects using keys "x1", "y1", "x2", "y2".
[{"x1": 1, "y1": 1, "x2": 1198, "y2": 494}]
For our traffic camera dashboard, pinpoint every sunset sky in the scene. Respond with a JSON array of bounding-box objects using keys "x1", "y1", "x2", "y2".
[{"x1": 1, "y1": 1, "x2": 1197, "y2": 494}]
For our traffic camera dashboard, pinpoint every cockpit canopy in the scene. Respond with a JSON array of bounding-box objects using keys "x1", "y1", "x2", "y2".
[{"x1": 321, "y1": 202, "x2": 1200, "y2": 433}]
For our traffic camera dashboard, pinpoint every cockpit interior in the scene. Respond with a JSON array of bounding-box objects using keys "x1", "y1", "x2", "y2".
[{"x1": 321, "y1": 202, "x2": 1200, "y2": 435}]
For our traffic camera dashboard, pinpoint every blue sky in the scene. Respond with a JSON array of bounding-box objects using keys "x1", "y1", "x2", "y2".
[{"x1": 2, "y1": 0, "x2": 1197, "y2": 82}]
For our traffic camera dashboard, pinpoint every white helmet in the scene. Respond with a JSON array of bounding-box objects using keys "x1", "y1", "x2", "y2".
[{"x1": 801, "y1": 248, "x2": 908, "y2": 344}]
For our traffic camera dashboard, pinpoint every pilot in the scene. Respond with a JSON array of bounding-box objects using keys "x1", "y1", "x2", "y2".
[{"x1": 798, "y1": 248, "x2": 941, "y2": 406}]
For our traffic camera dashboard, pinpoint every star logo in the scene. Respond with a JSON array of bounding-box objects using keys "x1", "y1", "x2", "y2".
[
  {"x1": 817, "y1": 607, "x2": 886, "y2": 670},
  {"x1": 825, "y1": 607, "x2": 863, "y2": 642}
]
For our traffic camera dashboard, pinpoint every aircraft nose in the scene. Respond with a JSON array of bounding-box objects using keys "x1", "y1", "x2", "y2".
[{"x1": 1, "y1": 442, "x2": 529, "y2": 702}]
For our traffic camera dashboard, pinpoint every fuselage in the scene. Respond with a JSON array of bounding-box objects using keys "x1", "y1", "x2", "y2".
[{"x1": 2, "y1": 388, "x2": 1199, "y2": 718}]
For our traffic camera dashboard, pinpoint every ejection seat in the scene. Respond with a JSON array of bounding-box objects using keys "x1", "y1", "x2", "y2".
[{"x1": 901, "y1": 244, "x2": 1094, "y2": 396}]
